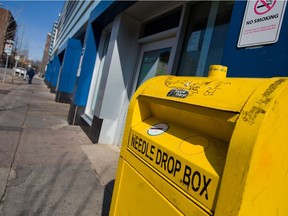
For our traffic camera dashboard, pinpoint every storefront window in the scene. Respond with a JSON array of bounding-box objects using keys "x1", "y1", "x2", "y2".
[
  {"x1": 142, "y1": 8, "x2": 182, "y2": 37},
  {"x1": 178, "y1": 1, "x2": 234, "y2": 76}
]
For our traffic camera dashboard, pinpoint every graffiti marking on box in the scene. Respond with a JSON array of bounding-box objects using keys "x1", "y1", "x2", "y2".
[
  {"x1": 242, "y1": 79, "x2": 286, "y2": 125},
  {"x1": 165, "y1": 77, "x2": 231, "y2": 97}
]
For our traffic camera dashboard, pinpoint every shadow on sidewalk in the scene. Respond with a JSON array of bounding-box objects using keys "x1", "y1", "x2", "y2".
[
  {"x1": 6, "y1": 153, "x2": 104, "y2": 216},
  {"x1": 101, "y1": 179, "x2": 115, "y2": 216}
]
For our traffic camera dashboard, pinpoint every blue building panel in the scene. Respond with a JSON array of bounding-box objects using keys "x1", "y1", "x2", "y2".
[
  {"x1": 88, "y1": 0, "x2": 115, "y2": 24},
  {"x1": 222, "y1": 1, "x2": 288, "y2": 78},
  {"x1": 57, "y1": 39, "x2": 82, "y2": 93},
  {"x1": 72, "y1": 1, "x2": 115, "y2": 107},
  {"x1": 72, "y1": 0, "x2": 135, "y2": 107},
  {"x1": 50, "y1": 55, "x2": 61, "y2": 88},
  {"x1": 44, "y1": 62, "x2": 52, "y2": 83},
  {"x1": 73, "y1": 24, "x2": 101, "y2": 106}
]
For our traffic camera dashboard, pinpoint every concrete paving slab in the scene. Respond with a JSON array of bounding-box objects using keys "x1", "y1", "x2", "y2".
[
  {"x1": 0, "y1": 131, "x2": 20, "y2": 167},
  {"x1": 0, "y1": 131, "x2": 19, "y2": 200},
  {"x1": 82, "y1": 144, "x2": 120, "y2": 186},
  {"x1": 1, "y1": 165, "x2": 105, "y2": 216},
  {"x1": 14, "y1": 128, "x2": 93, "y2": 167},
  {"x1": 24, "y1": 113, "x2": 70, "y2": 129},
  {"x1": 0, "y1": 108, "x2": 28, "y2": 128},
  {"x1": 0, "y1": 168, "x2": 10, "y2": 204}
]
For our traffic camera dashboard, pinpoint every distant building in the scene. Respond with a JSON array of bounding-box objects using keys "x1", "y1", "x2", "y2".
[
  {"x1": 40, "y1": 33, "x2": 51, "y2": 74},
  {"x1": 49, "y1": 21, "x2": 58, "y2": 60},
  {"x1": 0, "y1": 7, "x2": 17, "y2": 65},
  {"x1": 53, "y1": 1, "x2": 98, "y2": 53}
]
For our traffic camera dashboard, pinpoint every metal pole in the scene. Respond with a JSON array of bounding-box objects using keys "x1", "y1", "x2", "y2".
[
  {"x1": 3, "y1": 54, "x2": 9, "y2": 83},
  {"x1": 14, "y1": 60, "x2": 18, "y2": 76}
]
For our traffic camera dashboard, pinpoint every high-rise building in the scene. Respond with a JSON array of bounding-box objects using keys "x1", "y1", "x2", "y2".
[
  {"x1": 40, "y1": 33, "x2": 51, "y2": 74},
  {"x1": 48, "y1": 21, "x2": 58, "y2": 60},
  {"x1": 52, "y1": 1, "x2": 99, "y2": 53}
]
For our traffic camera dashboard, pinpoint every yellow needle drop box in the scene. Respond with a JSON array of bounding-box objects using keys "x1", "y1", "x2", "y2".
[{"x1": 109, "y1": 66, "x2": 288, "y2": 216}]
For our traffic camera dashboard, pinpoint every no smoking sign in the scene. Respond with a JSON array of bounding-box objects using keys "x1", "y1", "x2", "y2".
[{"x1": 238, "y1": 0, "x2": 287, "y2": 48}]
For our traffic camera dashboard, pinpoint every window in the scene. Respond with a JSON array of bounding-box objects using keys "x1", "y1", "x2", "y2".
[
  {"x1": 142, "y1": 8, "x2": 182, "y2": 37},
  {"x1": 178, "y1": 1, "x2": 234, "y2": 76}
]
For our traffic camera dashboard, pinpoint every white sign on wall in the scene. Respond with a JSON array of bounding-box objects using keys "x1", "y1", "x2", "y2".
[
  {"x1": 4, "y1": 44, "x2": 13, "y2": 55},
  {"x1": 238, "y1": 0, "x2": 287, "y2": 48}
]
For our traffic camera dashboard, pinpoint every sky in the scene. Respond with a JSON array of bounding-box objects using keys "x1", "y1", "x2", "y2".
[{"x1": 1, "y1": 1, "x2": 64, "y2": 61}]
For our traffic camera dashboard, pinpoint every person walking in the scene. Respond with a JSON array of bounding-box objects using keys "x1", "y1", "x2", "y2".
[{"x1": 27, "y1": 67, "x2": 35, "y2": 84}]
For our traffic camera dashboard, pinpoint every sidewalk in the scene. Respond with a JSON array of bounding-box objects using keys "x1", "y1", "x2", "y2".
[{"x1": 0, "y1": 73, "x2": 119, "y2": 216}]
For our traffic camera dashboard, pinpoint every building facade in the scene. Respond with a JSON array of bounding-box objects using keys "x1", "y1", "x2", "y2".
[
  {"x1": 45, "y1": 1, "x2": 288, "y2": 146},
  {"x1": 48, "y1": 21, "x2": 58, "y2": 60},
  {"x1": 0, "y1": 7, "x2": 17, "y2": 66}
]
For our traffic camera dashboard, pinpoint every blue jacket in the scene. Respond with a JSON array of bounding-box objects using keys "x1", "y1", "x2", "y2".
[{"x1": 27, "y1": 69, "x2": 35, "y2": 77}]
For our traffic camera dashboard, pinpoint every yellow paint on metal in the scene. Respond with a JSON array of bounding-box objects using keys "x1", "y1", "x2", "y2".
[
  {"x1": 208, "y1": 65, "x2": 228, "y2": 78},
  {"x1": 127, "y1": 118, "x2": 228, "y2": 211},
  {"x1": 141, "y1": 76, "x2": 264, "y2": 112},
  {"x1": 110, "y1": 74, "x2": 288, "y2": 216},
  {"x1": 215, "y1": 78, "x2": 288, "y2": 216}
]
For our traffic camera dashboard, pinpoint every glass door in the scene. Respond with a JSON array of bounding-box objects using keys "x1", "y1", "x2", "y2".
[{"x1": 134, "y1": 37, "x2": 175, "y2": 90}]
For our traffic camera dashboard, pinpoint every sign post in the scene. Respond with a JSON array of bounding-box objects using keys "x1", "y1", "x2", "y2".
[
  {"x1": 2, "y1": 41, "x2": 14, "y2": 83},
  {"x1": 13, "y1": 55, "x2": 20, "y2": 76},
  {"x1": 2, "y1": 55, "x2": 9, "y2": 83}
]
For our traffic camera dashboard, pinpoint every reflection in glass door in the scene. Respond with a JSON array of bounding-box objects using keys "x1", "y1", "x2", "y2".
[
  {"x1": 135, "y1": 38, "x2": 175, "y2": 89},
  {"x1": 178, "y1": 1, "x2": 234, "y2": 77},
  {"x1": 137, "y1": 47, "x2": 172, "y2": 87}
]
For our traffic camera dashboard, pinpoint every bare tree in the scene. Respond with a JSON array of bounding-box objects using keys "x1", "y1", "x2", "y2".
[{"x1": 14, "y1": 25, "x2": 30, "y2": 57}]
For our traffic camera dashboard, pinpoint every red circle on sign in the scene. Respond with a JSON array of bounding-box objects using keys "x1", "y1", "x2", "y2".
[{"x1": 254, "y1": 0, "x2": 277, "y2": 15}]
